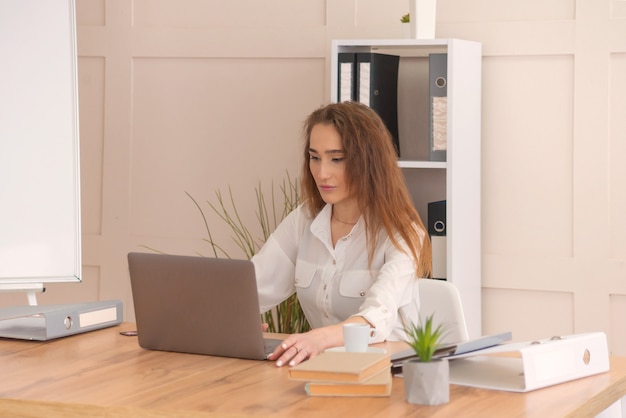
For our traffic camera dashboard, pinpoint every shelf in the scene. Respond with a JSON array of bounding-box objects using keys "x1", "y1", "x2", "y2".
[
  {"x1": 330, "y1": 38, "x2": 482, "y2": 338},
  {"x1": 332, "y1": 39, "x2": 454, "y2": 58},
  {"x1": 398, "y1": 160, "x2": 447, "y2": 169}
]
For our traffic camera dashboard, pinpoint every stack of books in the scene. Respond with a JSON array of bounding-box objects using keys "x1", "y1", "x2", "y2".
[{"x1": 288, "y1": 351, "x2": 392, "y2": 397}]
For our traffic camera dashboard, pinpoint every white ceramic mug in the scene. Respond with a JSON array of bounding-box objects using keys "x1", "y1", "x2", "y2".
[{"x1": 343, "y1": 323, "x2": 378, "y2": 352}]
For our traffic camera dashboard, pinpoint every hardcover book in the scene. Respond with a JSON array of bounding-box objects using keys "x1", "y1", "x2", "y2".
[
  {"x1": 304, "y1": 367, "x2": 392, "y2": 397},
  {"x1": 288, "y1": 351, "x2": 391, "y2": 383}
]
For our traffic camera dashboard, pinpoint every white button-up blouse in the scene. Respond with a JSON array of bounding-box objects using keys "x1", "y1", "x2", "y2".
[{"x1": 252, "y1": 203, "x2": 423, "y2": 342}]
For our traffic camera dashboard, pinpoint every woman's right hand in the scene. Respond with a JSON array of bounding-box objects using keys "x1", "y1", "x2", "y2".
[{"x1": 267, "y1": 324, "x2": 343, "y2": 367}]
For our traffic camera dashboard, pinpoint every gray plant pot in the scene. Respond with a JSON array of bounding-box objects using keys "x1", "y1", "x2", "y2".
[{"x1": 403, "y1": 358, "x2": 450, "y2": 405}]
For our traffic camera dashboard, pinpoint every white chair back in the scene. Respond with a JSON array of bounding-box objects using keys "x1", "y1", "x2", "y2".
[{"x1": 418, "y1": 279, "x2": 469, "y2": 345}]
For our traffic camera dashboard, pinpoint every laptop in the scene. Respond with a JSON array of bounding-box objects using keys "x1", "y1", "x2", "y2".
[{"x1": 127, "y1": 252, "x2": 282, "y2": 360}]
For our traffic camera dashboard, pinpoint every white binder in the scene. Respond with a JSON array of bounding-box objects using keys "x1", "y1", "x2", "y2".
[{"x1": 448, "y1": 332, "x2": 610, "y2": 392}]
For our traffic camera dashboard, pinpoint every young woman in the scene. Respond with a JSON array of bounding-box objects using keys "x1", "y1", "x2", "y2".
[{"x1": 252, "y1": 101, "x2": 432, "y2": 367}]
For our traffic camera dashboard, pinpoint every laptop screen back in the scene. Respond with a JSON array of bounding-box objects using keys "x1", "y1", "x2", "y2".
[{"x1": 128, "y1": 252, "x2": 278, "y2": 360}]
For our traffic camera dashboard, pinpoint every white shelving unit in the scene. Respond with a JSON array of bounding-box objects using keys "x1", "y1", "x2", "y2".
[{"x1": 330, "y1": 38, "x2": 482, "y2": 338}]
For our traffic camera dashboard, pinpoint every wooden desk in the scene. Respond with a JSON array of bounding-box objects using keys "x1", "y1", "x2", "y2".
[{"x1": 1, "y1": 323, "x2": 625, "y2": 417}]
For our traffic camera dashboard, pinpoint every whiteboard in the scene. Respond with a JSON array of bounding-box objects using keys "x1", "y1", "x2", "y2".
[{"x1": 0, "y1": 0, "x2": 81, "y2": 286}]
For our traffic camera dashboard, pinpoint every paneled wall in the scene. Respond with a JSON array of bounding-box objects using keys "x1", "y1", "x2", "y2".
[{"x1": 2, "y1": 0, "x2": 625, "y2": 356}]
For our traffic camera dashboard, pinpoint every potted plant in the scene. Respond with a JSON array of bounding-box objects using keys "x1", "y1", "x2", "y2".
[
  {"x1": 402, "y1": 314, "x2": 450, "y2": 405},
  {"x1": 400, "y1": 13, "x2": 411, "y2": 38},
  {"x1": 142, "y1": 173, "x2": 310, "y2": 334},
  {"x1": 187, "y1": 174, "x2": 310, "y2": 334}
]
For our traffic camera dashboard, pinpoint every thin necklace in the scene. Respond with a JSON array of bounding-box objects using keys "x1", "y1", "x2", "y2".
[{"x1": 332, "y1": 213, "x2": 358, "y2": 225}]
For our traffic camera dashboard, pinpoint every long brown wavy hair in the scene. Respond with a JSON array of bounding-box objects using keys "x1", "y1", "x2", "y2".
[{"x1": 300, "y1": 102, "x2": 432, "y2": 278}]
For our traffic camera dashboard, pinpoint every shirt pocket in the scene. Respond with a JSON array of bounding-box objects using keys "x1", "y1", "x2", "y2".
[
  {"x1": 294, "y1": 260, "x2": 316, "y2": 289},
  {"x1": 339, "y1": 271, "x2": 376, "y2": 299}
]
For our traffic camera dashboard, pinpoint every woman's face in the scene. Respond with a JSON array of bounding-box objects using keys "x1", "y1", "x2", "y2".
[{"x1": 308, "y1": 123, "x2": 353, "y2": 206}]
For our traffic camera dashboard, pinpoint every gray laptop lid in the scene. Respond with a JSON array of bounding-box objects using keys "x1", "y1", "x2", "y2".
[{"x1": 127, "y1": 252, "x2": 280, "y2": 360}]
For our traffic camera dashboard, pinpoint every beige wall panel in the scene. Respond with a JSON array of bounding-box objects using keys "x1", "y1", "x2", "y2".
[
  {"x1": 38, "y1": 266, "x2": 102, "y2": 305},
  {"x1": 76, "y1": 0, "x2": 105, "y2": 26},
  {"x1": 438, "y1": 0, "x2": 575, "y2": 22},
  {"x1": 129, "y1": 57, "x2": 325, "y2": 254},
  {"x1": 435, "y1": 21, "x2": 575, "y2": 57},
  {"x1": 325, "y1": 0, "x2": 430, "y2": 41},
  {"x1": 611, "y1": 21, "x2": 626, "y2": 51},
  {"x1": 610, "y1": 294, "x2": 626, "y2": 355},
  {"x1": 610, "y1": 53, "x2": 626, "y2": 259},
  {"x1": 483, "y1": 288, "x2": 574, "y2": 342},
  {"x1": 78, "y1": 57, "x2": 105, "y2": 236},
  {"x1": 132, "y1": 0, "x2": 326, "y2": 28},
  {"x1": 613, "y1": 0, "x2": 626, "y2": 18},
  {"x1": 482, "y1": 254, "x2": 577, "y2": 291},
  {"x1": 131, "y1": 27, "x2": 329, "y2": 59},
  {"x1": 354, "y1": 0, "x2": 409, "y2": 27},
  {"x1": 0, "y1": 266, "x2": 101, "y2": 307},
  {"x1": 482, "y1": 55, "x2": 574, "y2": 257}
]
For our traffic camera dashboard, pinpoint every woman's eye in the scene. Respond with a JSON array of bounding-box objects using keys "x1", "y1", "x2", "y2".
[
  {"x1": 309, "y1": 155, "x2": 320, "y2": 161},
  {"x1": 332, "y1": 157, "x2": 345, "y2": 163}
]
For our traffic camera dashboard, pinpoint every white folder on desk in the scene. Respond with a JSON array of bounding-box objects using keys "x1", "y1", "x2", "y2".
[{"x1": 448, "y1": 332, "x2": 610, "y2": 392}]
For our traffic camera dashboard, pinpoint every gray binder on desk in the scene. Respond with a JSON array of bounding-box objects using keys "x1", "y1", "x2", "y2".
[{"x1": 0, "y1": 300, "x2": 122, "y2": 340}]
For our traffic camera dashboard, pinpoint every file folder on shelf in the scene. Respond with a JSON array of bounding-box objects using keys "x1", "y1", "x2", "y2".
[
  {"x1": 356, "y1": 52, "x2": 400, "y2": 156},
  {"x1": 337, "y1": 52, "x2": 356, "y2": 103},
  {"x1": 429, "y1": 53, "x2": 447, "y2": 162},
  {"x1": 0, "y1": 300, "x2": 123, "y2": 340},
  {"x1": 337, "y1": 52, "x2": 401, "y2": 156},
  {"x1": 448, "y1": 332, "x2": 610, "y2": 392}
]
